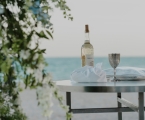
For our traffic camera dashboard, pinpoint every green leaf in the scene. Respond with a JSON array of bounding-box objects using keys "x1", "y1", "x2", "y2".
[
  {"x1": 70, "y1": 17, "x2": 73, "y2": 21},
  {"x1": 46, "y1": 30, "x2": 53, "y2": 39},
  {"x1": 0, "y1": 58, "x2": 12, "y2": 74},
  {"x1": 41, "y1": 49, "x2": 46, "y2": 53},
  {"x1": 36, "y1": 31, "x2": 49, "y2": 39},
  {"x1": 42, "y1": 6, "x2": 49, "y2": 11}
]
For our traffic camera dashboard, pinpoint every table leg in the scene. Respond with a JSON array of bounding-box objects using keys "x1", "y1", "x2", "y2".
[
  {"x1": 118, "y1": 93, "x2": 122, "y2": 120},
  {"x1": 66, "y1": 92, "x2": 71, "y2": 120},
  {"x1": 138, "y1": 92, "x2": 144, "y2": 120}
]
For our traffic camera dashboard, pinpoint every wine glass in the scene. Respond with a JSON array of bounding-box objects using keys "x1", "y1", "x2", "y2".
[{"x1": 108, "y1": 53, "x2": 120, "y2": 82}]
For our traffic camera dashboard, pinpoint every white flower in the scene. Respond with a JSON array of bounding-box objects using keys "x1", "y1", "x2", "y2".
[
  {"x1": 15, "y1": 16, "x2": 19, "y2": 21},
  {"x1": 34, "y1": 21, "x2": 43, "y2": 32},
  {"x1": 33, "y1": 69, "x2": 43, "y2": 82},
  {"x1": 26, "y1": 26, "x2": 32, "y2": 33},
  {"x1": 2, "y1": 22, "x2": 8, "y2": 28},
  {"x1": 27, "y1": 13, "x2": 36, "y2": 25},
  {"x1": 19, "y1": 20, "x2": 25, "y2": 26},
  {"x1": 37, "y1": 63, "x2": 45, "y2": 71},
  {"x1": 36, "y1": 85, "x2": 53, "y2": 117},
  {"x1": 33, "y1": 53, "x2": 39, "y2": 60},
  {"x1": 27, "y1": 34, "x2": 39, "y2": 50},
  {"x1": 6, "y1": 1, "x2": 20, "y2": 14},
  {"x1": 4, "y1": 39, "x2": 9, "y2": 44},
  {"x1": 8, "y1": 102, "x2": 13, "y2": 107},
  {"x1": 4, "y1": 95, "x2": 11, "y2": 102},
  {"x1": 19, "y1": 50, "x2": 30, "y2": 60},
  {"x1": 43, "y1": 73, "x2": 52, "y2": 84},
  {"x1": 21, "y1": 20, "x2": 32, "y2": 34},
  {"x1": 26, "y1": 67, "x2": 34, "y2": 74},
  {"x1": 10, "y1": 108, "x2": 15, "y2": 114},
  {"x1": 32, "y1": 33, "x2": 39, "y2": 41},
  {"x1": 43, "y1": 110, "x2": 53, "y2": 117}
]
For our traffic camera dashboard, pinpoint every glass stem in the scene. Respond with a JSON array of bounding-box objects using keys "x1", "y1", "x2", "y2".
[{"x1": 114, "y1": 68, "x2": 116, "y2": 81}]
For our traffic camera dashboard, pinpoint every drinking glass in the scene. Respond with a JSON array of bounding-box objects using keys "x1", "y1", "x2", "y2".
[{"x1": 108, "y1": 53, "x2": 120, "y2": 82}]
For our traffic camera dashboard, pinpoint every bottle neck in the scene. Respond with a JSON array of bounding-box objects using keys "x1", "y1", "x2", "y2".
[{"x1": 84, "y1": 32, "x2": 90, "y2": 43}]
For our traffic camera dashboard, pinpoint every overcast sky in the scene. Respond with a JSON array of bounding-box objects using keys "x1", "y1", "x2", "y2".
[{"x1": 41, "y1": 0, "x2": 145, "y2": 57}]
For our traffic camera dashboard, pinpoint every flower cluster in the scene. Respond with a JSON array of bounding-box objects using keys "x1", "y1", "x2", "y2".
[
  {"x1": 0, "y1": 86, "x2": 27, "y2": 119},
  {"x1": 37, "y1": 84, "x2": 53, "y2": 117},
  {"x1": 0, "y1": 0, "x2": 73, "y2": 119}
]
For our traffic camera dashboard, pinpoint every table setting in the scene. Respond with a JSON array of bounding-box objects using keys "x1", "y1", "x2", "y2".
[
  {"x1": 55, "y1": 53, "x2": 145, "y2": 120},
  {"x1": 71, "y1": 53, "x2": 145, "y2": 83}
]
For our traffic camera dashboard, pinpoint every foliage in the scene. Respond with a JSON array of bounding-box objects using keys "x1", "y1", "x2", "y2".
[{"x1": 0, "y1": 0, "x2": 73, "y2": 119}]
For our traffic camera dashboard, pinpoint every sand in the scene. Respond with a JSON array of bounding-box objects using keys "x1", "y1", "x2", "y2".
[{"x1": 20, "y1": 89, "x2": 143, "y2": 120}]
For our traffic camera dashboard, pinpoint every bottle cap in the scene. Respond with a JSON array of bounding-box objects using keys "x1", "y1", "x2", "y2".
[{"x1": 85, "y1": 25, "x2": 89, "y2": 33}]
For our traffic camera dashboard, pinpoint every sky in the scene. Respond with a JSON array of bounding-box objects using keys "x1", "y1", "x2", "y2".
[{"x1": 41, "y1": 0, "x2": 145, "y2": 57}]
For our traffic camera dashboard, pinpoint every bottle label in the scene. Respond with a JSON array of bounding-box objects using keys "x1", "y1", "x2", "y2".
[{"x1": 85, "y1": 55, "x2": 94, "y2": 66}]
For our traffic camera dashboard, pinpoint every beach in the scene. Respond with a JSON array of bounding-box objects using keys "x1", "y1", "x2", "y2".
[{"x1": 20, "y1": 89, "x2": 141, "y2": 120}]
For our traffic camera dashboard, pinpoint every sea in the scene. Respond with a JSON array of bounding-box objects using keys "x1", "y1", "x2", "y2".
[{"x1": 45, "y1": 57, "x2": 145, "y2": 80}]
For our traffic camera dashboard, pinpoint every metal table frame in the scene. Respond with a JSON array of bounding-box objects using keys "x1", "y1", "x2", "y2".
[{"x1": 56, "y1": 80, "x2": 145, "y2": 120}]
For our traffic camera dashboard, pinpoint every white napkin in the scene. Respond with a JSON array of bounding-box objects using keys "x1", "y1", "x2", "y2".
[
  {"x1": 104, "y1": 67, "x2": 145, "y2": 79},
  {"x1": 70, "y1": 63, "x2": 107, "y2": 82}
]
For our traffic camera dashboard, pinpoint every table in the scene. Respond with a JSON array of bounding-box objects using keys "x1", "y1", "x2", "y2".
[{"x1": 56, "y1": 80, "x2": 145, "y2": 120}]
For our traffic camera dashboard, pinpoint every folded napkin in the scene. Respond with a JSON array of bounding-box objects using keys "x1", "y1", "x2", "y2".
[
  {"x1": 104, "y1": 67, "x2": 145, "y2": 79},
  {"x1": 70, "y1": 63, "x2": 107, "y2": 82}
]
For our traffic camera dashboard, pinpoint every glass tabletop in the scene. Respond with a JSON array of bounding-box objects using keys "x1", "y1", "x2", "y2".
[{"x1": 55, "y1": 80, "x2": 145, "y2": 93}]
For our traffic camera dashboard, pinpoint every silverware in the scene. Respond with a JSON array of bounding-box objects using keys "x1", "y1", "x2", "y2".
[{"x1": 108, "y1": 53, "x2": 120, "y2": 82}]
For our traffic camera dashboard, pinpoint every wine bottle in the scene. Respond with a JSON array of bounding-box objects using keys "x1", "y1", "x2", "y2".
[{"x1": 81, "y1": 25, "x2": 94, "y2": 67}]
